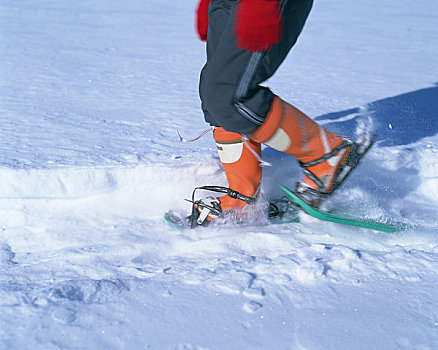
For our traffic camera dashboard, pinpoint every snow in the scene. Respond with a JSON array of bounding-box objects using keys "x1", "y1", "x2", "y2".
[{"x1": 1, "y1": 0, "x2": 438, "y2": 349}]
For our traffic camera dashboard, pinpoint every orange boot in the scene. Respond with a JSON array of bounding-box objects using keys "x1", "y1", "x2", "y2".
[
  {"x1": 190, "y1": 127, "x2": 262, "y2": 226},
  {"x1": 249, "y1": 96, "x2": 355, "y2": 206},
  {"x1": 214, "y1": 127, "x2": 262, "y2": 210}
]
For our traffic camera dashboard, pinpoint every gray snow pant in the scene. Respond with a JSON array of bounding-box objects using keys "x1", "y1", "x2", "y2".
[{"x1": 199, "y1": 0, "x2": 313, "y2": 135}]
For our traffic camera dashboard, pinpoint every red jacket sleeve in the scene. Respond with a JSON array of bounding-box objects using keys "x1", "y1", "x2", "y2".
[
  {"x1": 234, "y1": 0, "x2": 283, "y2": 52},
  {"x1": 196, "y1": 0, "x2": 211, "y2": 41}
]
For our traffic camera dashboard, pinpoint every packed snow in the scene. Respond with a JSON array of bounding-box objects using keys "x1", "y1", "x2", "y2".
[{"x1": 1, "y1": 0, "x2": 438, "y2": 349}]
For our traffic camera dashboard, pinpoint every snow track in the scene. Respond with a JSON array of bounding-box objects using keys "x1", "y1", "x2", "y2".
[
  {"x1": 1, "y1": 129, "x2": 438, "y2": 349},
  {"x1": 1, "y1": 144, "x2": 438, "y2": 349}
]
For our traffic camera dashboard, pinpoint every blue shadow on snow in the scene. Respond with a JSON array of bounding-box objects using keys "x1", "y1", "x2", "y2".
[{"x1": 314, "y1": 83, "x2": 438, "y2": 146}]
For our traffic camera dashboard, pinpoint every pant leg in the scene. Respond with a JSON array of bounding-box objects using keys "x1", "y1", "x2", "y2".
[{"x1": 199, "y1": 0, "x2": 313, "y2": 135}]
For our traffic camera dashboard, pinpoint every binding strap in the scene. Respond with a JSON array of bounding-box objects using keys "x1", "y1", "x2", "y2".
[
  {"x1": 188, "y1": 186, "x2": 256, "y2": 206},
  {"x1": 298, "y1": 139, "x2": 352, "y2": 191},
  {"x1": 299, "y1": 140, "x2": 351, "y2": 168},
  {"x1": 186, "y1": 185, "x2": 257, "y2": 228}
]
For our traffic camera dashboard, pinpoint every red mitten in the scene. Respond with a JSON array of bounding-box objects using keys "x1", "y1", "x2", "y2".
[
  {"x1": 234, "y1": 0, "x2": 283, "y2": 52},
  {"x1": 196, "y1": 0, "x2": 211, "y2": 41}
]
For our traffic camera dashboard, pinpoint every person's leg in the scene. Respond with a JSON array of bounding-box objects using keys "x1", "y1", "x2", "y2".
[
  {"x1": 197, "y1": 0, "x2": 269, "y2": 217},
  {"x1": 196, "y1": 0, "x2": 351, "y2": 220},
  {"x1": 199, "y1": 0, "x2": 314, "y2": 134}
]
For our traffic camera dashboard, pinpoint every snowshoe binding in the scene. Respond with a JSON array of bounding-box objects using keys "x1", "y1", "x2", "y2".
[
  {"x1": 186, "y1": 186, "x2": 256, "y2": 228},
  {"x1": 296, "y1": 133, "x2": 376, "y2": 207},
  {"x1": 179, "y1": 186, "x2": 299, "y2": 228}
]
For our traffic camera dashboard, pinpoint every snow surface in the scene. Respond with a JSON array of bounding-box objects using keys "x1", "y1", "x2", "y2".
[{"x1": 1, "y1": 0, "x2": 438, "y2": 349}]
